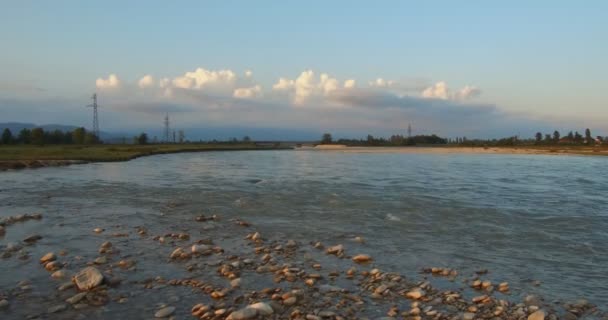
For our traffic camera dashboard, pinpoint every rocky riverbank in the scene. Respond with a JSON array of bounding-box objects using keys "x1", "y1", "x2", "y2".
[
  {"x1": 0, "y1": 211, "x2": 604, "y2": 320},
  {"x1": 0, "y1": 160, "x2": 88, "y2": 171}
]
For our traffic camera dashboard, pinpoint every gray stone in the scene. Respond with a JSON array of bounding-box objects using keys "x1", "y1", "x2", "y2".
[
  {"x1": 154, "y1": 306, "x2": 175, "y2": 318},
  {"x1": 229, "y1": 307, "x2": 258, "y2": 320},
  {"x1": 66, "y1": 292, "x2": 87, "y2": 304},
  {"x1": 48, "y1": 304, "x2": 67, "y2": 313},
  {"x1": 74, "y1": 267, "x2": 104, "y2": 291},
  {"x1": 528, "y1": 310, "x2": 546, "y2": 320},
  {"x1": 248, "y1": 302, "x2": 273, "y2": 316}
]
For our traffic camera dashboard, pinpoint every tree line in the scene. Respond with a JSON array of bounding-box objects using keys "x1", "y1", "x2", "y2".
[
  {"x1": 1, "y1": 127, "x2": 100, "y2": 145},
  {"x1": 320, "y1": 133, "x2": 447, "y2": 146},
  {"x1": 449, "y1": 128, "x2": 605, "y2": 147}
]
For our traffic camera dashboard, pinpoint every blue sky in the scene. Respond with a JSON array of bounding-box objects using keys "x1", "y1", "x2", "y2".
[{"x1": 1, "y1": 1, "x2": 606, "y2": 139}]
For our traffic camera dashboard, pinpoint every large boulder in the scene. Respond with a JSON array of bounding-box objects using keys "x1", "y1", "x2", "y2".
[{"x1": 73, "y1": 267, "x2": 104, "y2": 290}]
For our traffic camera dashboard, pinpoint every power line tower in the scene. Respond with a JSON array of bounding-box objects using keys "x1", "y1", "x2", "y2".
[
  {"x1": 87, "y1": 93, "x2": 100, "y2": 138},
  {"x1": 407, "y1": 123, "x2": 412, "y2": 138},
  {"x1": 163, "y1": 113, "x2": 170, "y2": 143}
]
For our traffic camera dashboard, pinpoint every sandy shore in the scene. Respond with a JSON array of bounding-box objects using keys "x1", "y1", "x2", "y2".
[{"x1": 304, "y1": 145, "x2": 608, "y2": 157}]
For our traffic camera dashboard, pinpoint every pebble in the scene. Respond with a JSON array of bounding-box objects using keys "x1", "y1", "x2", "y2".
[
  {"x1": 191, "y1": 244, "x2": 211, "y2": 253},
  {"x1": 463, "y1": 312, "x2": 476, "y2": 320},
  {"x1": 57, "y1": 282, "x2": 75, "y2": 291},
  {"x1": 248, "y1": 302, "x2": 274, "y2": 316},
  {"x1": 230, "y1": 278, "x2": 242, "y2": 288},
  {"x1": 48, "y1": 304, "x2": 67, "y2": 313},
  {"x1": 525, "y1": 295, "x2": 541, "y2": 306},
  {"x1": 93, "y1": 228, "x2": 104, "y2": 233},
  {"x1": 283, "y1": 296, "x2": 297, "y2": 306},
  {"x1": 406, "y1": 289, "x2": 424, "y2": 300},
  {"x1": 40, "y1": 252, "x2": 56, "y2": 264},
  {"x1": 155, "y1": 306, "x2": 176, "y2": 318},
  {"x1": 51, "y1": 270, "x2": 69, "y2": 279},
  {"x1": 0, "y1": 299, "x2": 8, "y2": 309},
  {"x1": 229, "y1": 307, "x2": 258, "y2": 320},
  {"x1": 528, "y1": 310, "x2": 546, "y2": 320},
  {"x1": 74, "y1": 267, "x2": 104, "y2": 290},
  {"x1": 66, "y1": 292, "x2": 87, "y2": 304},
  {"x1": 326, "y1": 244, "x2": 344, "y2": 255},
  {"x1": 23, "y1": 234, "x2": 42, "y2": 243},
  {"x1": 352, "y1": 254, "x2": 373, "y2": 263},
  {"x1": 94, "y1": 256, "x2": 108, "y2": 264},
  {"x1": 0, "y1": 226, "x2": 5, "y2": 236}
]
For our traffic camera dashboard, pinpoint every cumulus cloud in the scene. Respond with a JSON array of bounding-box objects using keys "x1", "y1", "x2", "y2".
[
  {"x1": 172, "y1": 68, "x2": 236, "y2": 91},
  {"x1": 87, "y1": 67, "x2": 525, "y2": 137},
  {"x1": 454, "y1": 85, "x2": 481, "y2": 100},
  {"x1": 422, "y1": 81, "x2": 449, "y2": 99},
  {"x1": 344, "y1": 79, "x2": 356, "y2": 89},
  {"x1": 96, "y1": 74, "x2": 121, "y2": 89},
  {"x1": 421, "y1": 81, "x2": 481, "y2": 100},
  {"x1": 233, "y1": 85, "x2": 262, "y2": 99},
  {"x1": 271, "y1": 70, "x2": 342, "y2": 104},
  {"x1": 138, "y1": 75, "x2": 155, "y2": 88},
  {"x1": 272, "y1": 78, "x2": 295, "y2": 90},
  {"x1": 369, "y1": 78, "x2": 395, "y2": 88}
]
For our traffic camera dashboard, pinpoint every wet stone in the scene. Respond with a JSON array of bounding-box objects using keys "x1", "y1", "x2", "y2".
[
  {"x1": 74, "y1": 267, "x2": 104, "y2": 291},
  {"x1": 155, "y1": 306, "x2": 175, "y2": 318},
  {"x1": 229, "y1": 307, "x2": 258, "y2": 320},
  {"x1": 48, "y1": 304, "x2": 67, "y2": 313},
  {"x1": 66, "y1": 292, "x2": 88, "y2": 304},
  {"x1": 528, "y1": 310, "x2": 546, "y2": 320}
]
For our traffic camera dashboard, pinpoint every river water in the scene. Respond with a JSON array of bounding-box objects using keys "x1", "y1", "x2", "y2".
[{"x1": 1, "y1": 150, "x2": 607, "y2": 318}]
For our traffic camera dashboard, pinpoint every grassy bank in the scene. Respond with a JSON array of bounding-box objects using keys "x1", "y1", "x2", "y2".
[{"x1": 0, "y1": 144, "x2": 291, "y2": 170}]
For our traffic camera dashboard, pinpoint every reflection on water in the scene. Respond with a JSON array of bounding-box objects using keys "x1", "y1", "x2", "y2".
[{"x1": 1, "y1": 150, "x2": 608, "y2": 308}]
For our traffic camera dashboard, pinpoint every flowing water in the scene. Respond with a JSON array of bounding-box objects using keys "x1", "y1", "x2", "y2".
[{"x1": 1, "y1": 150, "x2": 607, "y2": 317}]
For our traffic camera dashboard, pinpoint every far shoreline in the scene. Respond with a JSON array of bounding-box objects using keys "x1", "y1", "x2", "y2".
[
  {"x1": 1, "y1": 144, "x2": 606, "y2": 172},
  {"x1": 303, "y1": 144, "x2": 608, "y2": 157}
]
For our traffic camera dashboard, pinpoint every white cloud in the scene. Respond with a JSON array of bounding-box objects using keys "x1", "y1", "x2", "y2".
[
  {"x1": 245, "y1": 70, "x2": 253, "y2": 77},
  {"x1": 96, "y1": 74, "x2": 121, "y2": 89},
  {"x1": 422, "y1": 81, "x2": 481, "y2": 100},
  {"x1": 454, "y1": 85, "x2": 481, "y2": 100},
  {"x1": 369, "y1": 78, "x2": 395, "y2": 88},
  {"x1": 422, "y1": 81, "x2": 449, "y2": 99},
  {"x1": 272, "y1": 70, "x2": 342, "y2": 104},
  {"x1": 294, "y1": 70, "x2": 316, "y2": 104},
  {"x1": 344, "y1": 79, "x2": 356, "y2": 89},
  {"x1": 272, "y1": 77, "x2": 295, "y2": 90},
  {"x1": 172, "y1": 68, "x2": 237, "y2": 90},
  {"x1": 138, "y1": 75, "x2": 155, "y2": 88},
  {"x1": 233, "y1": 85, "x2": 262, "y2": 99}
]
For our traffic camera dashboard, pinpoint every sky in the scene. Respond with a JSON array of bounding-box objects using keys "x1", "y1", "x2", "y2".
[{"x1": 1, "y1": 1, "x2": 606, "y2": 139}]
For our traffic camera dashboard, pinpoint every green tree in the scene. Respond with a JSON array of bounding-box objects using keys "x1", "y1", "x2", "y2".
[
  {"x1": 84, "y1": 132, "x2": 99, "y2": 144},
  {"x1": 553, "y1": 130, "x2": 560, "y2": 142},
  {"x1": 567, "y1": 131, "x2": 574, "y2": 140},
  {"x1": 585, "y1": 128, "x2": 592, "y2": 143},
  {"x1": 18, "y1": 128, "x2": 31, "y2": 144},
  {"x1": 31, "y1": 128, "x2": 45, "y2": 145},
  {"x1": 535, "y1": 132, "x2": 542, "y2": 144},
  {"x1": 574, "y1": 131, "x2": 583, "y2": 143},
  {"x1": 72, "y1": 127, "x2": 86, "y2": 144},
  {"x1": 242, "y1": 135, "x2": 251, "y2": 143},
  {"x1": 136, "y1": 133, "x2": 148, "y2": 145},
  {"x1": 544, "y1": 134, "x2": 552, "y2": 143},
  {"x1": 1, "y1": 128, "x2": 13, "y2": 144},
  {"x1": 321, "y1": 133, "x2": 333, "y2": 144}
]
